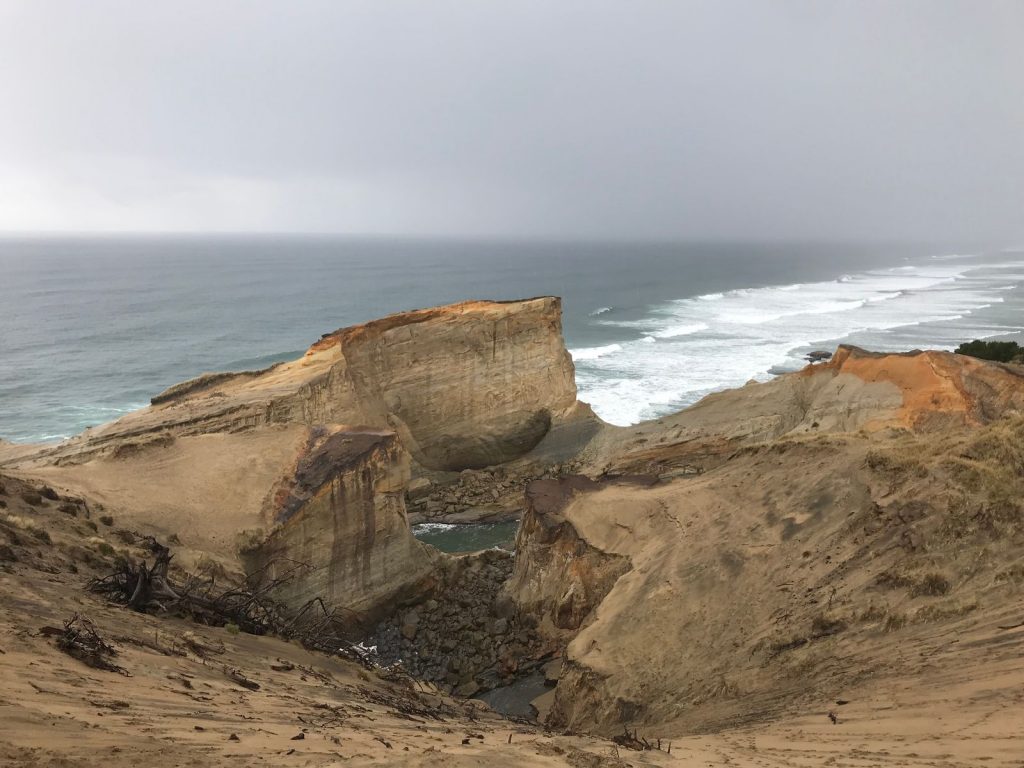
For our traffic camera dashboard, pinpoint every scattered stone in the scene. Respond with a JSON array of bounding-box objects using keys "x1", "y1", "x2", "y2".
[{"x1": 369, "y1": 548, "x2": 542, "y2": 696}]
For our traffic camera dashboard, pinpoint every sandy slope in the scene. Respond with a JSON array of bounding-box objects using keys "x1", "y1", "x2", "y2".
[
  {"x1": 0, "y1": 473, "x2": 666, "y2": 768},
  {"x1": 2, "y1": 550, "x2": 1021, "y2": 768},
  {"x1": 4, "y1": 337, "x2": 1024, "y2": 765},
  {"x1": 538, "y1": 422, "x2": 1024, "y2": 739}
]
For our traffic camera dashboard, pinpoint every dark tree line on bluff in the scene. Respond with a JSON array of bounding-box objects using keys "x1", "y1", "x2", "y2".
[{"x1": 955, "y1": 339, "x2": 1024, "y2": 364}]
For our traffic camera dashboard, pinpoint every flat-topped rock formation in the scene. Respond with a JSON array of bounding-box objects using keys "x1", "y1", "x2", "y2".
[
  {"x1": 13, "y1": 297, "x2": 584, "y2": 472},
  {"x1": 1, "y1": 297, "x2": 591, "y2": 622},
  {"x1": 308, "y1": 297, "x2": 580, "y2": 470}
]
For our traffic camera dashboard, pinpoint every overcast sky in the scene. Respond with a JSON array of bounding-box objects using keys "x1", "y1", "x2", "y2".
[{"x1": 0, "y1": 1, "x2": 1021, "y2": 241}]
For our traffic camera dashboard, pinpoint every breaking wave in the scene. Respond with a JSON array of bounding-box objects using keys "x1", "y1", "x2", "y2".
[
  {"x1": 570, "y1": 343, "x2": 623, "y2": 361},
  {"x1": 574, "y1": 257, "x2": 1024, "y2": 426}
]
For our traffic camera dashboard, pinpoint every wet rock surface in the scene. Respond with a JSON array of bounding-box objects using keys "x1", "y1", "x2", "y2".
[
  {"x1": 407, "y1": 462, "x2": 581, "y2": 524},
  {"x1": 369, "y1": 549, "x2": 546, "y2": 696}
]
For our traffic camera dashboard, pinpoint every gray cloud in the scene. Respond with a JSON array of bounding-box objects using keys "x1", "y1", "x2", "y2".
[{"x1": 0, "y1": 0, "x2": 1021, "y2": 241}]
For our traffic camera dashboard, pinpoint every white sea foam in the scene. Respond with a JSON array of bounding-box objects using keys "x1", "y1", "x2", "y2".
[
  {"x1": 651, "y1": 322, "x2": 708, "y2": 339},
  {"x1": 412, "y1": 523, "x2": 459, "y2": 533},
  {"x1": 574, "y1": 257, "x2": 1024, "y2": 426},
  {"x1": 570, "y1": 343, "x2": 623, "y2": 361},
  {"x1": 589, "y1": 306, "x2": 614, "y2": 316}
]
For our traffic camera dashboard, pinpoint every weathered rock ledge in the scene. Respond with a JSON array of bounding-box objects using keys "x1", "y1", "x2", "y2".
[
  {"x1": 505, "y1": 476, "x2": 656, "y2": 642},
  {"x1": 4, "y1": 297, "x2": 598, "y2": 633},
  {"x1": 16, "y1": 297, "x2": 588, "y2": 473},
  {"x1": 240, "y1": 427, "x2": 438, "y2": 620}
]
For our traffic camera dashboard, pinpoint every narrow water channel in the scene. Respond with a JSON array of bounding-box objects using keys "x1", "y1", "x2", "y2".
[{"x1": 411, "y1": 519, "x2": 519, "y2": 553}]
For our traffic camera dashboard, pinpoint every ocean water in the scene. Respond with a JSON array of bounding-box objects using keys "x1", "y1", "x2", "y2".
[{"x1": 2, "y1": 235, "x2": 1023, "y2": 443}]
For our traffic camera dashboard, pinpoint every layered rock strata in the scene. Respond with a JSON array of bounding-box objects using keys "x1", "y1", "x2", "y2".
[
  {"x1": 505, "y1": 476, "x2": 654, "y2": 641},
  {"x1": 14, "y1": 297, "x2": 584, "y2": 473},
  {"x1": 405, "y1": 461, "x2": 582, "y2": 524},
  {"x1": 242, "y1": 427, "x2": 437, "y2": 619},
  {"x1": 589, "y1": 345, "x2": 1024, "y2": 477},
  {"x1": 2, "y1": 297, "x2": 590, "y2": 630}
]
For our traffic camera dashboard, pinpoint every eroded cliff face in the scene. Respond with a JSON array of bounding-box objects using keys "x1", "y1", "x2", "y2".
[
  {"x1": 242, "y1": 428, "x2": 437, "y2": 619},
  {"x1": 590, "y1": 345, "x2": 1024, "y2": 477},
  {"x1": 319, "y1": 298, "x2": 579, "y2": 470},
  {"x1": 505, "y1": 477, "x2": 642, "y2": 642},
  {"x1": 1, "y1": 298, "x2": 583, "y2": 626},
  {"x1": 17, "y1": 297, "x2": 582, "y2": 473},
  {"x1": 10, "y1": 298, "x2": 1024, "y2": 746},
  {"x1": 502, "y1": 347, "x2": 1024, "y2": 736}
]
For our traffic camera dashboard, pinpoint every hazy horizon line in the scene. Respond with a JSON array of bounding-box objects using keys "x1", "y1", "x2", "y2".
[{"x1": 0, "y1": 229, "x2": 1014, "y2": 251}]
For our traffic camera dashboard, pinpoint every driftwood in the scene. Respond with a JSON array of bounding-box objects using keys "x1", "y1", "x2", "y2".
[
  {"x1": 88, "y1": 534, "x2": 372, "y2": 666},
  {"x1": 48, "y1": 614, "x2": 128, "y2": 675},
  {"x1": 611, "y1": 727, "x2": 672, "y2": 753}
]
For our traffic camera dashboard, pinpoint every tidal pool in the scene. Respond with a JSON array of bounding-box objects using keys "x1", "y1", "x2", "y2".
[{"x1": 411, "y1": 519, "x2": 520, "y2": 553}]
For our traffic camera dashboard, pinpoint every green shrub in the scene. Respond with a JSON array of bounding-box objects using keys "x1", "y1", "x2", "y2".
[{"x1": 955, "y1": 339, "x2": 1022, "y2": 363}]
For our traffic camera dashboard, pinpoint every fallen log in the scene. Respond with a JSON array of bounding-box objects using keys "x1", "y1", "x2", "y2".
[{"x1": 88, "y1": 535, "x2": 372, "y2": 666}]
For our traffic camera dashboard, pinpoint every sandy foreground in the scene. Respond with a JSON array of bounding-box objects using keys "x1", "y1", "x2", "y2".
[{"x1": 2, "y1": 552, "x2": 1022, "y2": 768}]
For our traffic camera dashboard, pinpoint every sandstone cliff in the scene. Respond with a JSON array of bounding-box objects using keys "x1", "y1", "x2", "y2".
[
  {"x1": 506, "y1": 348, "x2": 1024, "y2": 736},
  {"x1": 1, "y1": 298, "x2": 588, "y2": 623},
  {"x1": 241, "y1": 428, "x2": 437, "y2": 618},
  {"x1": 11, "y1": 297, "x2": 584, "y2": 472},
  {"x1": 7, "y1": 298, "x2": 1024, "y2": 760},
  {"x1": 505, "y1": 476, "x2": 647, "y2": 641},
  {"x1": 589, "y1": 344, "x2": 1024, "y2": 476}
]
